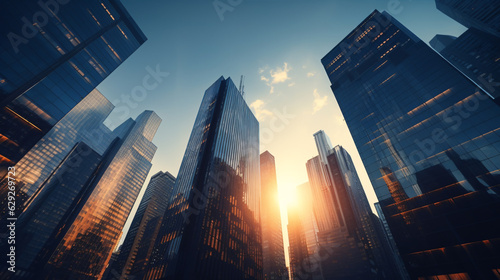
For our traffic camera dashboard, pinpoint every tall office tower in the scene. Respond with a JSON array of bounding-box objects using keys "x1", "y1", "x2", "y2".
[
  {"x1": 145, "y1": 76, "x2": 262, "y2": 280},
  {"x1": 429, "y1": 34, "x2": 456, "y2": 52},
  {"x1": 305, "y1": 156, "x2": 336, "y2": 232},
  {"x1": 435, "y1": 0, "x2": 500, "y2": 38},
  {"x1": 3, "y1": 142, "x2": 106, "y2": 280},
  {"x1": 374, "y1": 203, "x2": 410, "y2": 280},
  {"x1": 0, "y1": 110, "x2": 160, "y2": 279},
  {"x1": 433, "y1": 1, "x2": 500, "y2": 100},
  {"x1": 0, "y1": 89, "x2": 115, "y2": 217},
  {"x1": 0, "y1": 0, "x2": 146, "y2": 176},
  {"x1": 113, "y1": 171, "x2": 176, "y2": 280},
  {"x1": 321, "y1": 10, "x2": 500, "y2": 279},
  {"x1": 260, "y1": 151, "x2": 288, "y2": 280},
  {"x1": 287, "y1": 204, "x2": 313, "y2": 280},
  {"x1": 311, "y1": 135, "x2": 397, "y2": 279},
  {"x1": 40, "y1": 111, "x2": 160, "y2": 280},
  {"x1": 295, "y1": 183, "x2": 323, "y2": 280}
]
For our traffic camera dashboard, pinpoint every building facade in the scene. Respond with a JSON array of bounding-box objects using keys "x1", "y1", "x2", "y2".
[
  {"x1": 260, "y1": 151, "x2": 288, "y2": 280},
  {"x1": 435, "y1": 0, "x2": 500, "y2": 38},
  {"x1": 322, "y1": 10, "x2": 500, "y2": 279},
  {"x1": 0, "y1": 0, "x2": 146, "y2": 176},
  {"x1": 0, "y1": 89, "x2": 115, "y2": 217},
  {"x1": 145, "y1": 76, "x2": 262, "y2": 280},
  {"x1": 113, "y1": 171, "x2": 176, "y2": 280},
  {"x1": 433, "y1": 0, "x2": 500, "y2": 101},
  {"x1": 41, "y1": 111, "x2": 160, "y2": 279}
]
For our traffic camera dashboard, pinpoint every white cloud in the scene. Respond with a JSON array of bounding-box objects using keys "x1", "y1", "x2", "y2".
[
  {"x1": 313, "y1": 89, "x2": 328, "y2": 114},
  {"x1": 259, "y1": 62, "x2": 292, "y2": 93},
  {"x1": 270, "y1": 62, "x2": 291, "y2": 84},
  {"x1": 250, "y1": 99, "x2": 274, "y2": 121},
  {"x1": 307, "y1": 72, "x2": 315, "y2": 77},
  {"x1": 288, "y1": 82, "x2": 295, "y2": 87}
]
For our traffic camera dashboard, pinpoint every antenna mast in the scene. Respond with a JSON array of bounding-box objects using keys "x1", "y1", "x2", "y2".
[{"x1": 239, "y1": 75, "x2": 245, "y2": 98}]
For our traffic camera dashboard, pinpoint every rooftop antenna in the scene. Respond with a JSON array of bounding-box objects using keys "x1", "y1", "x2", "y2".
[{"x1": 239, "y1": 75, "x2": 245, "y2": 99}]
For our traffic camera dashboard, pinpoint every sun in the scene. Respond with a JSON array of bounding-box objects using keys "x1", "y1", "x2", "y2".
[{"x1": 278, "y1": 185, "x2": 298, "y2": 208}]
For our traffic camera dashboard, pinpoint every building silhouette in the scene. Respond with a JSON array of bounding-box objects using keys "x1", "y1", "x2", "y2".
[
  {"x1": 309, "y1": 131, "x2": 401, "y2": 279},
  {"x1": 260, "y1": 151, "x2": 288, "y2": 280},
  {"x1": 0, "y1": 0, "x2": 146, "y2": 177},
  {"x1": 321, "y1": 10, "x2": 500, "y2": 279},
  {"x1": 145, "y1": 76, "x2": 262, "y2": 280},
  {"x1": 433, "y1": 0, "x2": 500, "y2": 101},
  {"x1": 112, "y1": 171, "x2": 176, "y2": 280},
  {"x1": 0, "y1": 89, "x2": 116, "y2": 218}
]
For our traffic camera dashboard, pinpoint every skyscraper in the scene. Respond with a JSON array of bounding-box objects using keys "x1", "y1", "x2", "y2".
[
  {"x1": 7, "y1": 142, "x2": 104, "y2": 280},
  {"x1": 41, "y1": 111, "x2": 161, "y2": 279},
  {"x1": 260, "y1": 151, "x2": 288, "y2": 280},
  {"x1": 0, "y1": 89, "x2": 116, "y2": 217},
  {"x1": 308, "y1": 132, "x2": 399, "y2": 279},
  {"x1": 0, "y1": 110, "x2": 160, "y2": 280},
  {"x1": 435, "y1": 0, "x2": 500, "y2": 38},
  {"x1": 113, "y1": 171, "x2": 176, "y2": 280},
  {"x1": 433, "y1": 0, "x2": 500, "y2": 101},
  {"x1": 305, "y1": 156, "x2": 336, "y2": 232},
  {"x1": 429, "y1": 34, "x2": 456, "y2": 52},
  {"x1": 294, "y1": 183, "x2": 323, "y2": 280},
  {"x1": 0, "y1": 0, "x2": 146, "y2": 176},
  {"x1": 287, "y1": 203, "x2": 314, "y2": 280},
  {"x1": 322, "y1": 10, "x2": 500, "y2": 279},
  {"x1": 145, "y1": 76, "x2": 262, "y2": 280}
]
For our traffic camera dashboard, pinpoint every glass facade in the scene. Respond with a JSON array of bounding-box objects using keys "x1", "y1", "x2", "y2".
[
  {"x1": 305, "y1": 156, "x2": 337, "y2": 232},
  {"x1": 0, "y1": 89, "x2": 115, "y2": 217},
  {"x1": 321, "y1": 10, "x2": 500, "y2": 279},
  {"x1": 146, "y1": 76, "x2": 262, "y2": 280},
  {"x1": 288, "y1": 183, "x2": 323, "y2": 280},
  {"x1": 435, "y1": 0, "x2": 500, "y2": 38},
  {"x1": 0, "y1": 0, "x2": 146, "y2": 176},
  {"x1": 112, "y1": 171, "x2": 176, "y2": 280},
  {"x1": 429, "y1": 34, "x2": 456, "y2": 53},
  {"x1": 287, "y1": 204, "x2": 314, "y2": 280},
  {"x1": 432, "y1": 0, "x2": 500, "y2": 101},
  {"x1": 41, "y1": 111, "x2": 160, "y2": 279},
  {"x1": 5, "y1": 142, "x2": 103, "y2": 280},
  {"x1": 260, "y1": 151, "x2": 288, "y2": 280}
]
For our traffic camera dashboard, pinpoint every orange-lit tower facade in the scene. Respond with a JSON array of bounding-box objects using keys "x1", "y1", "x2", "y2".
[
  {"x1": 7, "y1": 111, "x2": 162, "y2": 280},
  {"x1": 260, "y1": 151, "x2": 288, "y2": 280}
]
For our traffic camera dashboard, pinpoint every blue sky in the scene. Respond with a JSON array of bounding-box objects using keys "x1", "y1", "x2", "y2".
[{"x1": 98, "y1": 0, "x2": 466, "y2": 263}]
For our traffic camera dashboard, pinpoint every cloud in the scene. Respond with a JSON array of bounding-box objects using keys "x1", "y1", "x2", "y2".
[
  {"x1": 288, "y1": 82, "x2": 295, "y2": 87},
  {"x1": 270, "y1": 62, "x2": 291, "y2": 84},
  {"x1": 250, "y1": 99, "x2": 274, "y2": 121},
  {"x1": 259, "y1": 62, "x2": 292, "y2": 93},
  {"x1": 307, "y1": 72, "x2": 315, "y2": 77},
  {"x1": 313, "y1": 89, "x2": 328, "y2": 114}
]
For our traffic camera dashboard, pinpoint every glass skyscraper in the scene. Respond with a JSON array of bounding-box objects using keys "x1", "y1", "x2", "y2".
[
  {"x1": 0, "y1": 89, "x2": 115, "y2": 217},
  {"x1": 287, "y1": 201, "x2": 314, "y2": 280},
  {"x1": 0, "y1": 110, "x2": 161, "y2": 280},
  {"x1": 435, "y1": 0, "x2": 500, "y2": 38},
  {"x1": 322, "y1": 10, "x2": 500, "y2": 279},
  {"x1": 112, "y1": 171, "x2": 176, "y2": 280},
  {"x1": 145, "y1": 76, "x2": 262, "y2": 280},
  {"x1": 307, "y1": 130, "x2": 401, "y2": 279},
  {"x1": 260, "y1": 151, "x2": 288, "y2": 280},
  {"x1": 287, "y1": 182, "x2": 323, "y2": 280},
  {"x1": 40, "y1": 111, "x2": 160, "y2": 280},
  {"x1": 433, "y1": 0, "x2": 500, "y2": 101},
  {"x1": 0, "y1": 0, "x2": 146, "y2": 176}
]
